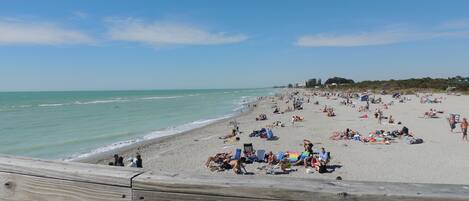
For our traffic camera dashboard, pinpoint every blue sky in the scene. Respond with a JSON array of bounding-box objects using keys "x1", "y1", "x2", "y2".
[{"x1": 1, "y1": 1, "x2": 469, "y2": 91}]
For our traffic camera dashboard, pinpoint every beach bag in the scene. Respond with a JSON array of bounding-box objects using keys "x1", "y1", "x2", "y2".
[
  {"x1": 414, "y1": 138, "x2": 424, "y2": 144},
  {"x1": 318, "y1": 164, "x2": 327, "y2": 173}
]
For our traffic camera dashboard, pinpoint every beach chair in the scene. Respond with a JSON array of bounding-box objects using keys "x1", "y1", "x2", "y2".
[
  {"x1": 255, "y1": 149, "x2": 266, "y2": 162},
  {"x1": 243, "y1": 143, "x2": 257, "y2": 162},
  {"x1": 243, "y1": 143, "x2": 255, "y2": 155},
  {"x1": 232, "y1": 148, "x2": 242, "y2": 160}
]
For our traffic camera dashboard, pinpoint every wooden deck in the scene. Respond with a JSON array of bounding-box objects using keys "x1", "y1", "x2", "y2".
[{"x1": 0, "y1": 154, "x2": 468, "y2": 201}]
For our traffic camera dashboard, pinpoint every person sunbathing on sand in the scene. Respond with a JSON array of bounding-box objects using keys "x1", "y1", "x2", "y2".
[
  {"x1": 327, "y1": 108, "x2": 335, "y2": 117},
  {"x1": 219, "y1": 157, "x2": 247, "y2": 174},
  {"x1": 219, "y1": 129, "x2": 237, "y2": 139},
  {"x1": 256, "y1": 114, "x2": 267, "y2": 121},
  {"x1": 205, "y1": 152, "x2": 232, "y2": 167}
]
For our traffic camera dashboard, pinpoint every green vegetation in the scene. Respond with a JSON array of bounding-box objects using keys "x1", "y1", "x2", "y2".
[
  {"x1": 303, "y1": 76, "x2": 469, "y2": 93},
  {"x1": 324, "y1": 77, "x2": 354, "y2": 85}
]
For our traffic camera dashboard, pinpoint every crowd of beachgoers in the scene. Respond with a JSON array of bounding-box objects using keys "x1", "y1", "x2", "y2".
[
  {"x1": 93, "y1": 88, "x2": 469, "y2": 184},
  {"x1": 204, "y1": 90, "x2": 468, "y2": 177}
]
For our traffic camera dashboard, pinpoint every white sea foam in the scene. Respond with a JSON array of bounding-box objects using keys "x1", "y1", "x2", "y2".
[
  {"x1": 141, "y1": 96, "x2": 183, "y2": 100},
  {"x1": 38, "y1": 103, "x2": 65, "y2": 107},
  {"x1": 74, "y1": 99, "x2": 128, "y2": 105}
]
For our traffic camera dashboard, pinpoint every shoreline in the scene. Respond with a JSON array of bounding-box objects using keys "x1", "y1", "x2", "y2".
[{"x1": 74, "y1": 100, "x2": 260, "y2": 164}]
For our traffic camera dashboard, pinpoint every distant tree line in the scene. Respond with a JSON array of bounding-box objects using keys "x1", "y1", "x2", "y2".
[
  {"x1": 324, "y1": 77, "x2": 355, "y2": 85},
  {"x1": 299, "y1": 76, "x2": 469, "y2": 92},
  {"x1": 345, "y1": 76, "x2": 469, "y2": 92},
  {"x1": 280, "y1": 76, "x2": 469, "y2": 93}
]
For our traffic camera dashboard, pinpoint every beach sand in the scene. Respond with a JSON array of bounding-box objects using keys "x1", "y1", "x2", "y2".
[{"x1": 84, "y1": 89, "x2": 469, "y2": 185}]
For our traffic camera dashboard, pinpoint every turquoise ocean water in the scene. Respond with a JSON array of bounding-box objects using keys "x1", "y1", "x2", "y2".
[{"x1": 0, "y1": 89, "x2": 274, "y2": 160}]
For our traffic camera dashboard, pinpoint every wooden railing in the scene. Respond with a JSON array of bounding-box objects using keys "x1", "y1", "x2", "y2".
[{"x1": 0, "y1": 154, "x2": 468, "y2": 201}]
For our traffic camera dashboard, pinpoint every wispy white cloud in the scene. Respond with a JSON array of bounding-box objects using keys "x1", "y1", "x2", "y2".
[
  {"x1": 439, "y1": 19, "x2": 469, "y2": 30},
  {"x1": 106, "y1": 18, "x2": 247, "y2": 46},
  {"x1": 0, "y1": 18, "x2": 94, "y2": 45},
  {"x1": 296, "y1": 23, "x2": 469, "y2": 47}
]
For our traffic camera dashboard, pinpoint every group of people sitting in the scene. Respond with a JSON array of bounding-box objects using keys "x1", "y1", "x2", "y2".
[
  {"x1": 205, "y1": 152, "x2": 248, "y2": 174},
  {"x1": 291, "y1": 115, "x2": 304, "y2": 125},
  {"x1": 423, "y1": 108, "x2": 442, "y2": 118},
  {"x1": 249, "y1": 128, "x2": 276, "y2": 140},
  {"x1": 108, "y1": 153, "x2": 143, "y2": 168},
  {"x1": 205, "y1": 140, "x2": 332, "y2": 175},
  {"x1": 330, "y1": 126, "x2": 418, "y2": 145},
  {"x1": 256, "y1": 114, "x2": 268, "y2": 121},
  {"x1": 330, "y1": 128, "x2": 360, "y2": 141},
  {"x1": 323, "y1": 105, "x2": 335, "y2": 117}
]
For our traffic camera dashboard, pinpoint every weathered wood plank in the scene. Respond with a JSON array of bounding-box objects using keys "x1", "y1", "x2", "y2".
[
  {"x1": 0, "y1": 154, "x2": 143, "y2": 187},
  {"x1": 132, "y1": 171, "x2": 469, "y2": 201},
  {"x1": 132, "y1": 190, "x2": 266, "y2": 201},
  {"x1": 131, "y1": 190, "x2": 466, "y2": 201},
  {"x1": 0, "y1": 172, "x2": 131, "y2": 201}
]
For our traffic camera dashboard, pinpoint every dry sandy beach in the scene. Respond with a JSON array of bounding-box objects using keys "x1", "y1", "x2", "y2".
[{"x1": 85, "y1": 89, "x2": 469, "y2": 185}]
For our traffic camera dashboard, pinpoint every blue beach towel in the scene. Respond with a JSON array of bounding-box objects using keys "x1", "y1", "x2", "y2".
[
  {"x1": 276, "y1": 151, "x2": 285, "y2": 161},
  {"x1": 267, "y1": 129, "x2": 274, "y2": 140}
]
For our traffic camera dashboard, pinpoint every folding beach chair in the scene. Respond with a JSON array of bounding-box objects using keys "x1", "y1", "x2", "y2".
[
  {"x1": 255, "y1": 149, "x2": 266, "y2": 162},
  {"x1": 243, "y1": 143, "x2": 255, "y2": 155},
  {"x1": 232, "y1": 148, "x2": 242, "y2": 160}
]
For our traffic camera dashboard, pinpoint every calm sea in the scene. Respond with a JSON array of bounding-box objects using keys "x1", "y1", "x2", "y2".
[{"x1": 0, "y1": 88, "x2": 274, "y2": 160}]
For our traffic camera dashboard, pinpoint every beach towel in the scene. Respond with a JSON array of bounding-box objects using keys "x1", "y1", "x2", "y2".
[
  {"x1": 266, "y1": 129, "x2": 274, "y2": 140},
  {"x1": 287, "y1": 151, "x2": 300, "y2": 162},
  {"x1": 276, "y1": 151, "x2": 285, "y2": 161}
]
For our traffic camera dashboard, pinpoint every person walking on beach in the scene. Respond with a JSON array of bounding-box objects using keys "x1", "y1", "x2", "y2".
[
  {"x1": 461, "y1": 118, "x2": 468, "y2": 142},
  {"x1": 377, "y1": 110, "x2": 383, "y2": 124},
  {"x1": 449, "y1": 114, "x2": 457, "y2": 132}
]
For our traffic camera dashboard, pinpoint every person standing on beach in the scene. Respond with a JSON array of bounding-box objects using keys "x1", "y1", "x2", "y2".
[
  {"x1": 461, "y1": 118, "x2": 468, "y2": 141},
  {"x1": 377, "y1": 110, "x2": 383, "y2": 124},
  {"x1": 449, "y1": 114, "x2": 456, "y2": 132},
  {"x1": 113, "y1": 154, "x2": 119, "y2": 166},
  {"x1": 136, "y1": 154, "x2": 143, "y2": 168}
]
